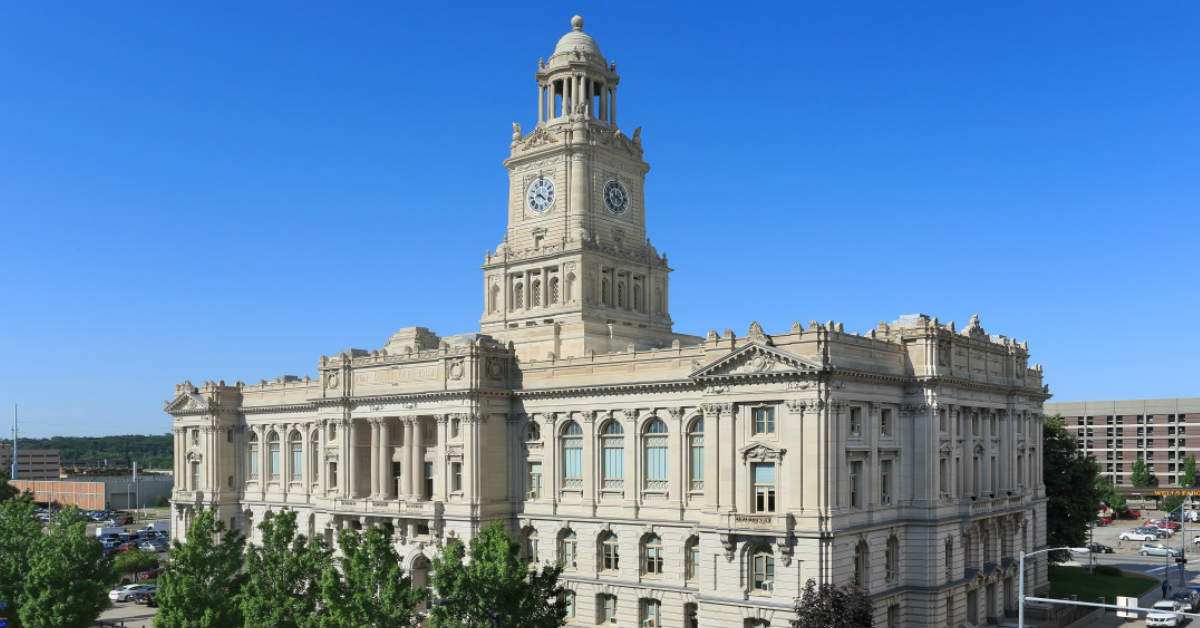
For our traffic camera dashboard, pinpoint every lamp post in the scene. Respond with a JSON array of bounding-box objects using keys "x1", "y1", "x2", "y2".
[{"x1": 1019, "y1": 546, "x2": 1088, "y2": 628}]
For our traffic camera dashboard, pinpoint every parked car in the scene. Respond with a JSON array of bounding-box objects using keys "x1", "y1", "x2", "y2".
[
  {"x1": 129, "y1": 587, "x2": 157, "y2": 605},
  {"x1": 109, "y1": 584, "x2": 154, "y2": 602},
  {"x1": 1087, "y1": 542, "x2": 1115, "y2": 554},
  {"x1": 1147, "y1": 599, "x2": 1182, "y2": 627},
  {"x1": 1141, "y1": 527, "x2": 1174, "y2": 539},
  {"x1": 1172, "y1": 589, "x2": 1200, "y2": 613},
  {"x1": 1098, "y1": 515, "x2": 1113, "y2": 525},
  {"x1": 1139, "y1": 543, "x2": 1182, "y2": 558},
  {"x1": 137, "y1": 567, "x2": 164, "y2": 581},
  {"x1": 1121, "y1": 530, "x2": 1160, "y2": 541},
  {"x1": 139, "y1": 540, "x2": 168, "y2": 553},
  {"x1": 1148, "y1": 519, "x2": 1182, "y2": 531},
  {"x1": 1117, "y1": 508, "x2": 1142, "y2": 519}
]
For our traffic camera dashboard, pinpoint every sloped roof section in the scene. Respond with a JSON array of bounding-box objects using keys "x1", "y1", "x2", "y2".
[{"x1": 689, "y1": 343, "x2": 823, "y2": 381}]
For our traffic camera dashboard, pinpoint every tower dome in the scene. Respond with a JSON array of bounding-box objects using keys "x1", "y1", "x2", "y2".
[{"x1": 552, "y1": 15, "x2": 602, "y2": 59}]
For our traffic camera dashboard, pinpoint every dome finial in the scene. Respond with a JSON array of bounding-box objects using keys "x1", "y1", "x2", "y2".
[{"x1": 571, "y1": 15, "x2": 584, "y2": 30}]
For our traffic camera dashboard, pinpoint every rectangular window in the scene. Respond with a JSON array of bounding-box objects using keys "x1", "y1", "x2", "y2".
[
  {"x1": 850, "y1": 460, "x2": 863, "y2": 508},
  {"x1": 689, "y1": 432, "x2": 704, "y2": 491},
  {"x1": 753, "y1": 407, "x2": 775, "y2": 435},
  {"x1": 880, "y1": 459, "x2": 892, "y2": 505},
  {"x1": 939, "y1": 458, "x2": 949, "y2": 495},
  {"x1": 881, "y1": 409, "x2": 893, "y2": 436},
  {"x1": 850, "y1": 407, "x2": 862, "y2": 436},
  {"x1": 753, "y1": 462, "x2": 776, "y2": 513},
  {"x1": 269, "y1": 445, "x2": 281, "y2": 481},
  {"x1": 527, "y1": 462, "x2": 542, "y2": 498},
  {"x1": 563, "y1": 591, "x2": 575, "y2": 618},
  {"x1": 190, "y1": 461, "x2": 200, "y2": 490},
  {"x1": 248, "y1": 446, "x2": 260, "y2": 480},
  {"x1": 600, "y1": 594, "x2": 617, "y2": 624},
  {"x1": 329, "y1": 461, "x2": 338, "y2": 487},
  {"x1": 290, "y1": 443, "x2": 302, "y2": 482},
  {"x1": 641, "y1": 599, "x2": 662, "y2": 627},
  {"x1": 451, "y1": 417, "x2": 460, "y2": 438},
  {"x1": 644, "y1": 434, "x2": 668, "y2": 490},
  {"x1": 939, "y1": 409, "x2": 948, "y2": 433},
  {"x1": 423, "y1": 461, "x2": 433, "y2": 499},
  {"x1": 451, "y1": 461, "x2": 462, "y2": 492}
]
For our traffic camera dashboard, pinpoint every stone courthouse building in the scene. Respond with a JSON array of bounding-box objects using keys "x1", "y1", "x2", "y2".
[{"x1": 166, "y1": 16, "x2": 1050, "y2": 628}]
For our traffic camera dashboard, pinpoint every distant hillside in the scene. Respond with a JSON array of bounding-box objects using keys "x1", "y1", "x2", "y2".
[{"x1": 0, "y1": 434, "x2": 173, "y2": 469}]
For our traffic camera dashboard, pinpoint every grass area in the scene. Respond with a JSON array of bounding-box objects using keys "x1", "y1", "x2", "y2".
[{"x1": 1049, "y1": 565, "x2": 1157, "y2": 601}]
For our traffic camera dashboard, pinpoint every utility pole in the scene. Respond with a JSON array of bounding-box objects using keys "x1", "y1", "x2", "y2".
[{"x1": 10, "y1": 404, "x2": 17, "y2": 480}]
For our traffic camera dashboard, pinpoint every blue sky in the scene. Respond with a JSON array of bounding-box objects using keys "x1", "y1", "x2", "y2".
[{"x1": 1, "y1": 2, "x2": 1197, "y2": 437}]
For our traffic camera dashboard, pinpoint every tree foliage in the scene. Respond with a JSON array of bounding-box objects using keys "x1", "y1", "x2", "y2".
[
  {"x1": 1043, "y1": 415, "x2": 1101, "y2": 552},
  {"x1": 154, "y1": 508, "x2": 247, "y2": 628},
  {"x1": 791, "y1": 578, "x2": 873, "y2": 628},
  {"x1": 0, "y1": 434, "x2": 174, "y2": 469},
  {"x1": 237, "y1": 509, "x2": 330, "y2": 628},
  {"x1": 112, "y1": 548, "x2": 160, "y2": 583},
  {"x1": 317, "y1": 525, "x2": 424, "y2": 628},
  {"x1": 1181, "y1": 456, "x2": 1198, "y2": 488},
  {"x1": 429, "y1": 522, "x2": 567, "y2": 628},
  {"x1": 1095, "y1": 477, "x2": 1127, "y2": 512},
  {"x1": 0, "y1": 470, "x2": 19, "y2": 502},
  {"x1": 1131, "y1": 458, "x2": 1156, "y2": 488},
  {"x1": 0, "y1": 495, "x2": 40, "y2": 628},
  {"x1": 16, "y1": 506, "x2": 112, "y2": 628}
]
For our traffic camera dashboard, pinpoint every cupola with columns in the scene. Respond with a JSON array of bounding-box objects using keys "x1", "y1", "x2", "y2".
[{"x1": 481, "y1": 16, "x2": 690, "y2": 361}]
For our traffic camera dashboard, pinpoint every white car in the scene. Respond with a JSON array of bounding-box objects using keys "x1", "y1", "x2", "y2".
[
  {"x1": 108, "y1": 584, "x2": 154, "y2": 602},
  {"x1": 1120, "y1": 530, "x2": 1159, "y2": 541},
  {"x1": 1147, "y1": 599, "x2": 1182, "y2": 627}
]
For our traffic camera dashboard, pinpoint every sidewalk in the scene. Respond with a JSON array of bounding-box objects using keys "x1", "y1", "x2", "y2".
[{"x1": 1065, "y1": 578, "x2": 1179, "y2": 628}]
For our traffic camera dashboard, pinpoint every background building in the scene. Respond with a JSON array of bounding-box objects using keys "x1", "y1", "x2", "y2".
[
  {"x1": 167, "y1": 17, "x2": 1049, "y2": 627},
  {"x1": 1047, "y1": 397, "x2": 1200, "y2": 488},
  {"x1": 9, "y1": 475, "x2": 174, "y2": 510},
  {"x1": 0, "y1": 448, "x2": 61, "y2": 479}
]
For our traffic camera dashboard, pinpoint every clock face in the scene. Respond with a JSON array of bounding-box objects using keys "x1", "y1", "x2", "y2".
[
  {"x1": 527, "y1": 177, "x2": 555, "y2": 213},
  {"x1": 603, "y1": 179, "x2": 629, "y2": 215}
]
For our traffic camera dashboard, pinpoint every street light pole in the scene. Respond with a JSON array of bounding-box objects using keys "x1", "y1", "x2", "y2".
[{"x1": 1019, "y1": 546, "x2": 1086, "y2": 628}]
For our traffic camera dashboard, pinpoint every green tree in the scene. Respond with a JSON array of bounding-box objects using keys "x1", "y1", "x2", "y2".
[
  {"x1": 0, "y1": 495, "x2": 40, "y2": 627},
  {"x1": 317, "y1": 525, "x2": 424, "y2": 628},
  {"x1": 1043, "y1": 415, "x2": 1101, "y2": 553},
  {"x1": 17, "y1": 506, "x2": 112, "y2": 628},
  {"x1": 0, "y1": 470, "x2": 18, "y2": 502},
  {"x1": 1094, "y1": 477, "x2": 1127, "y2": 513},
  {"x1": 1131, "y1": 458, "x2": 1156, "y2": 488},
  {"x1": 790, "y1": 579, "x2": 873, "y2": 628},
  {"x1": 112, "y1": 548, "x2": 160, "y2": 584},
  {"x1": 153, "y1": 508, "x2": 247, "y2": 628},
  {"x1": 1163, "y1": 494, "x2": 1186, "y2": 516},
  {"x1": 1180, "y1": 456, "x2": 1198, "y2": 488},
  {"x1": 429, "y1": 522, "x2": 566, "y2": 628},
  {"x1": 238, "y1": 509, "x2": 329, "y2": 628}
]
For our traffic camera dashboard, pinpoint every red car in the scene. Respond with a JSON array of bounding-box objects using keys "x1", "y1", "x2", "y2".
[
  {"x1": 138, "y1": 567, "x2": 164, "y2": 581},
  {"x1": 1121, "y1": 508, "x2": 1142, "y2": 519},
  {"x1": 1146, "y1": 519, "x2": 1181, "y2": 531},
  {"x1": 1098, "y1": 516, "x2": 1114, "y2": 525}
]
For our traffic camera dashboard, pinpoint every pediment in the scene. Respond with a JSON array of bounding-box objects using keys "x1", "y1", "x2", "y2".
[
  {"x1": 689, "y1": 343, "x2": 822, "y2": 380},
  {"x1": 741, "y1": 442, "x2": 787, "y2": 461},
  {"x1": 164, "y1": 392, "x2": 207, "y2": 413}
]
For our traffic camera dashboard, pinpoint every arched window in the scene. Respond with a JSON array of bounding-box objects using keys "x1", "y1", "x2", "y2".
[
  {"x1": 489, "y1": 284, "x2": 500, "y2": 313},
  {"x1": 601, "y1": 278, "x2": 610, "y2": 305},
  {"x1": 561, "y1": 421, "x2": 583, "y2": 488},
  {"x1": 549, "y1": 277, "x2": 560, "y2": 304},
  {"x1": 524, "y1": 528, "x2": 539, "y2": 564},
  {"x1": 944, "y1": 538, "x2": 953, "y2": 581},
  {"x1": 642, "y1": 534, "x2": 663, "y2": 574},
  {"x1": 532, "y1": 279, "x2": 542, "y2": 307},
  {"x1": 685, "y1": 536, "x2": 700, "y2": 582},
  {"x1": 268, "y1": 431, "x2": 281, "y2": 481},
  {"x1": 854, "y1": 540, "x2": 869, "y2": 590},
  {"x1": 565, "y1": 272, "x2": 575, "y2": 302},
  {"x1": 599, "y1": 532, "x2": 620, "y2": 572},
  {"x1": 289, "y1": 431, "x2": 303, "y2": 482},
  {"x1": 248, "y1": 432, "x2": 260, "y2": 480},
  {"x1": 688, "y1": 418, "x2": 704, "y2": 491},
  {"x1": 514, "y1": 283, "x2": 524, "y2": 309},
  {"x1": 751, "y1": 546, "x2": 774, "y2": 592},
  {"x1": 601, "y1": 421, "x2": 625, "y2": 489},
  {"x1": 559, "y1": 529, "x2": 577, "y2": 569},
  {"x1": 643, "y1": 419, "x2": 668, "y2": 490},
  {"x1": 885, "y1": 535, "x2": 899, "y2": 582}
]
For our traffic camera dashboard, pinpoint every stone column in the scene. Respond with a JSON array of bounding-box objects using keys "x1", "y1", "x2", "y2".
[
  {"x1": 369, "y1": 418, "x2": 380, "y2": 498},
  {"x1": 622, "y1": 410, "x2": 637, "y2": 506},
  {"x1": 666, "y1": 408, "x2": 682, "y2": 508},
  {"x1": 348, "y1": 420, "x2": 360, "y2": 498},
  {"x1": 173, "y1": 428, "x2": 182, "y2": 484},
  {"x1": 716, "y1": 404, "x2": 736, "y2": 512},
  {"x1": 582, "y1": 411, "x2": 597, "y2": 509},
  {"x1": 317, "y1": 420, "x2": 327, "y2": 494},
  {"x1": 537, "y1": 84, "x2": 544, "y2": 122},
  {"x1": 257, "y1": 425, "x2": 268, "y2": 493},
  {"x1": 610, "y1": 87, "x2": 617, "y2": 126},
  {"x1": 599, "y1": 84, "x2": 607, "y2": 122},
  {"x1": 401, "y1": 417, "x2": 414, "y2": 499},
  {"x1": 434, "y1": 415, "x2": 449, "y2": 500},
  {"x1": 702, "y1": 405, "x2": 719, "y2": 509},
  {"x1": 542, "y1": 414, "x2": 557, "y2": 503},
  {"x1": 412, "y1": 418, "x2": 425, "y2": 500},
  {"x1": 463, "y1": 414, "x2": 477, "y2": 502},
  {"x1": 379, "y1": 418, "x2": 392, "y2": 499}
]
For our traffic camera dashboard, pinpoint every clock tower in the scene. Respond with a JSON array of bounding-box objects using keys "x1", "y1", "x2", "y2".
[{"x1": 481, "y1": 16, "x2": 683, "y2": 360}]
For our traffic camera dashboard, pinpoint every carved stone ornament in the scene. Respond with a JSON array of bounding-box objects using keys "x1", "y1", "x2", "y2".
[
  {"x1": 486, "y1": 358, "x2": 506, "y2": 380},
  {"x1": 448, "y1": 359, "x2": 465, "y2": 381},
  {"x1": 721, "y1": 533, "x2": 736, "y2": 561},
  {"x1": 325, "y1": 371, "x2": 339, "y2": 390},
  {"x1": 741, "y1": 443, "x2": 786, "y2": 462},
  {"x1": 690, "y1": 343, "x2": 821, "y2": 380}
]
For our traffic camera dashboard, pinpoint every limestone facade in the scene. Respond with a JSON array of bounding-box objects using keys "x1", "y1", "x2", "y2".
[{"x1": 166, "y1": 16, "x2": 1050, "y2": 628}]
